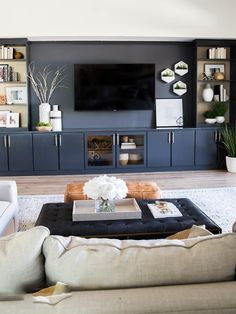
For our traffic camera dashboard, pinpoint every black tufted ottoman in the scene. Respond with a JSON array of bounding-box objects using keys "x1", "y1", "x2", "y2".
[{"x1": 35, "y1": 198, "x2": 222, "y2": 239}]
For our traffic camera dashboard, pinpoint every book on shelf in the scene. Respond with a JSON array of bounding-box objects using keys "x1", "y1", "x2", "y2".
[
  {"x1": 121, "y1": 142, "x2": 136, "y2": 149},
  {"x1": 207, "y1": 47, "x2": 227, "y2": 59},
  {"x1": 0, "y1": 46, "x2": 14, "y2": 60},
  {"x1": 214, "y1": 84, "x2": 227, "y2": 102}
]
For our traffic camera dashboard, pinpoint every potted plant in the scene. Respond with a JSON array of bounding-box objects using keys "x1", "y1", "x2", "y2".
[
  {"x1": 174, "y1": 61, "x2": 188, "y2": 76},
  {"x1": 220, "y1": 124, "x2": 236, "y2": 172},
  {"x1": 173, "y1": 81, "x2": 187, "y2": 95},
  {"x1": 161, "y1": 68, "x2": 175, "y2": 83},
  {"x1": 212, "y1": 102, "x2": 228, "y2": 123},
  {"x1": 35, "y1": 122, "x2": 52, "y2": 132},
  {"x1": 203, "y1": 110, "x2": 216, "y2": 124}
]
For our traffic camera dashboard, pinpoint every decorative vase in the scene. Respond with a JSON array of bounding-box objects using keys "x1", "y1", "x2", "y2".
[
  {"x1": 50, "y1": 105, "x2": 62, "y2": 131},
  {"x1": 95, "y1": 198, "x2": 115, "y2": 212},
  {"x1": 202, "y1": 84, "x2": 214, "y2": 102},
  {"x1": 39, "y1": 103, "x2": 51, "y2": 123},
  {"x1": 226, "y1": 156, "x2": 236, "y2": 173},
  {"x1": 216, "y1": 116, "x2": 225, "y2": 123}
]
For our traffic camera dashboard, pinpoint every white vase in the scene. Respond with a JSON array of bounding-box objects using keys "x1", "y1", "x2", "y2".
[
  {"x1": 50, "y1": 105, "x2": 62, "y2": 131},
  {"x1": 39, "y1": 103, "x2": 51, "y2": 123},
  {"x1": 202, "y1": 84, "x2": 214, "y2": 102},
  {"x1": 226, "y1": 156, "x2": 236, "y2": 173},
  {"x1": 216, "y1": 116, "x2": 225, "y2": 123}
]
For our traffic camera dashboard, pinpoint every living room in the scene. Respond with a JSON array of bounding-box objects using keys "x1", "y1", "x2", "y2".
[{"x1": 0, "y1": 1, "x2": 236, "y2": 313}]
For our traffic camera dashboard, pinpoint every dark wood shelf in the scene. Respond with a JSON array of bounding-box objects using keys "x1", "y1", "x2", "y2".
[
  {"x1": 197, "y1": 58, "x2": 230, "y2": 61},
  {"x1": 0, "y1": 59, "x2": 26, "y2": 62},
  {"x1": 197, "y1": 80, "x2": 231, "y2": 83},
  {"x1": 0, "y1": 81, "x2": 26, "y2": 84}
]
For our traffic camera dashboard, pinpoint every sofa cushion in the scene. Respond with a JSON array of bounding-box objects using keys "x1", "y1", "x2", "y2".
[
  {"x1": 0, "y1": 226, "x2": 50, "y2": 294},
  {"x1": 43, "y1": 233, "x2": 236, "y2": 290},
  {"x1": 0, "y1": 201, "x2": 10, "y2": 217}
]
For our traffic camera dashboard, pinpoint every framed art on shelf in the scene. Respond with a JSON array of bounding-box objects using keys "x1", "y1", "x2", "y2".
[
  {"x1": 6, "y1": 112, "x2": 19, "y2": 128},
  {"x1": 6, "y1": 86, "x2": 27, "y2": 104},
  {"x1": 0, "y1": 111, "x2": 10, "y2": 127},
  {"x1": 204, "y1": 64, "x2": 225, "y2": 77}
]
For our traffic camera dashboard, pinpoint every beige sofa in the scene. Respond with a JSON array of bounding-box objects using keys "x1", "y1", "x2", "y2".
[{"x1": 0, "y1": 225, "x2": 236, "y2": 314}]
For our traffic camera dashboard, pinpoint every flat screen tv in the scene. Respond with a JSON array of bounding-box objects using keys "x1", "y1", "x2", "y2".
[{"x1": 74, "y1": 64, "x2": 155, "y2": 111}]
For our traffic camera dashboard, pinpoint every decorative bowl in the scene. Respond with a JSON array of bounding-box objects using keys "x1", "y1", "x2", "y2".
[
  {"x1": 205, "y1": 118, "x2": 216, "y2": 124},
  {"x1": 36, "y1": 126, "x2": 52, "y2": 132}
]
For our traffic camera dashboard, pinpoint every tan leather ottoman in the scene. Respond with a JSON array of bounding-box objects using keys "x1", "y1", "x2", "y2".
[{"x1": 64, "y1": 181, "x2": 161, "y2": 202}]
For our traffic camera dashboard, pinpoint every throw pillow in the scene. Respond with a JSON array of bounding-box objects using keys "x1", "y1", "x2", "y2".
[
  {"x1": 0, "y1": 226, "x2": 50, "y2": 294},
  {"x1": 167, "y1": 225, "x2": 212, "y2": 240}
]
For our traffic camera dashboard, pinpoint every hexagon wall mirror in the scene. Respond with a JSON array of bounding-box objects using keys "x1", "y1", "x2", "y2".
[
  {"x1": 161, "y1": 68, "x2": 175, "y2": 83},
  {"x1": 174, "y1": 61, "x2": 188, "y2": 76},
  {"x1": 173, "y1": 81, "x2": 187, "y2": 96}
]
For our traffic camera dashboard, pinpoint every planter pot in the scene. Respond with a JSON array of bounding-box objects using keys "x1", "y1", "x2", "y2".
[
  {"x1": 216, "y1": 116, "x2": 225, "y2": 123},
  {"x1": 226, "y1": 156, "x2": 236, "y2": 173},
  {"x1": 205, "y1": 118, "x2": 216, "y2": 124}
]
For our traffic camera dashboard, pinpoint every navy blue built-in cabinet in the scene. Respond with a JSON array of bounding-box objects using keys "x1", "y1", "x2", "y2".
[{"x1": 195, "y1": 129, "x2": 218, "y2": 166}]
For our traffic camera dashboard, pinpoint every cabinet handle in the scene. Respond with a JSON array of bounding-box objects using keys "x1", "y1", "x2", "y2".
[
  {"x1": 168, "y1": 132, "x2": 171, "y2": 143},
  {"x1": 218, "y1": 131, "x2": 221, "y2": 142},
  {"x1": 113, "y1": 134, "x2": 117, "y2": 145},
  {"x1": 3, "y1": 135, "x2": 7, "y2": 148},
  {"x1": 58, "y1": 134, "x2": 62, "y2": 146},
  {"x1": 54, "y1": 134, "x2": 58, "y2": 146},
  {"x1": 8, "y1": 135, "x2": 10, "y2": 148},
  {"x1": 172, "y1": 132, "x2": 175, "y2": 143},
  {"x1": 214, "y1": 130, "x2": 218, "y2": 143}
]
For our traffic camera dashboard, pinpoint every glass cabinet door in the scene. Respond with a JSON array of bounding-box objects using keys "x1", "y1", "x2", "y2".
[
  {"x1": 86, "y1": 134, "x2": 115, "y2": 168},
  {"x1": 118, "y1": 133, "x2": 146, "y2": 167}
]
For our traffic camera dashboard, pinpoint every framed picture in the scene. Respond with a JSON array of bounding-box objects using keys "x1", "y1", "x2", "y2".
[
  {"x1": 204, "y1": 64, "x2": 225, "y2": 77},
  {"x1": 0, "y1": 64, "x2": 8, "y2": 82},
  {"x1": 6, "y1": 112, "x2": 19, "y2": 128},
  {"x1": 6, "y1": 87, "x2": 27, "y2": 104},
  {"x1": 155, "y1": 99, "x2": 183, "y2": 127},
  {"x1": 0, "y1": 110, "x2": 10, "y2": 127}
]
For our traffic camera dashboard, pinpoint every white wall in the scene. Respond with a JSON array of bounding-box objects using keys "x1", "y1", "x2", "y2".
[{"x1": 2, "y1": 0, "x2": 236, "y2": 40}]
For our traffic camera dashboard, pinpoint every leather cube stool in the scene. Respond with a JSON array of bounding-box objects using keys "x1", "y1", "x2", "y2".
[{"x1": 64, "y1": 181, "x2": 161, "y2": 202}]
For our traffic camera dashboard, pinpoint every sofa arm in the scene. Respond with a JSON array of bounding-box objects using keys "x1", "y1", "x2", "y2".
[
  {"x1": 0, "y1": 181, "x2": 18, "y2": 206},
  {"x1": 233, "y1": 221, "x2": 236, "y2": 233}
]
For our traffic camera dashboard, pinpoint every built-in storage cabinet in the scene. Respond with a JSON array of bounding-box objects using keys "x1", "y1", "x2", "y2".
[
  {"x1": 195, "y1": 40, "x2": 236, "y2": 126},
  {"x1": 147, "y1": 130, "x2": 195, "y2": 168},
  {"x1": 33, "y1": 132, "x2": 84, "y2": 171},
  {"x1": 0, "y1": 133, "x2": 33, "y2": 171},
  {"x1": 195, "y1": 129, "x2": 218, "y2": 166},
  {"x1": 0, "y1": 39, "x2": 28, "y2": 129}
]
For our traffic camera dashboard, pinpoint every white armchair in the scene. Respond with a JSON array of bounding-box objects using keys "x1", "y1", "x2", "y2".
[{"x1": 0, "y1": 180, "x2": 18, "y2": 236}]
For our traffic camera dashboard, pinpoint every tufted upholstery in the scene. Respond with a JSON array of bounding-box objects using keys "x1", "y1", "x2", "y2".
[
  {"x1": 35, "y1": 198, "x2": 222, "y2": 239},
  {"x1": 64, "y1": 181, "x2": 161, "y2": 202}
]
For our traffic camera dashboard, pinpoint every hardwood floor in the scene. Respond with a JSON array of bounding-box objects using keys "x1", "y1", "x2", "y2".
[{"x1": 0, "y1": 170, "x2": 236, "y2": 195}]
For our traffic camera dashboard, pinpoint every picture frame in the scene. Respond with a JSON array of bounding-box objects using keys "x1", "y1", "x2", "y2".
[
  {"x1": 6, "y1": 112, "x2": 19, "y2": 128},
  {"x1": 0, "y1": 64, "x2": 8, "y2": 82},
  {"x1": 0, "y1": 110, "x2": 10, "y2": 127},
  {"x1": 155, "y1": 99, "x2": 183, "y2": 128},
  {"x1": 6, "y1": 86, "x2": 27, "y2": 104},
  {"x1": 204, "y1": 64, "x2": 225, "y2": 77}
]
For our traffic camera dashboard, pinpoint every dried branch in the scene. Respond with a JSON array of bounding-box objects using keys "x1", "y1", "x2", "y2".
[{"x1": 28, "y1": 63, "x2": 66, "y2": 104}]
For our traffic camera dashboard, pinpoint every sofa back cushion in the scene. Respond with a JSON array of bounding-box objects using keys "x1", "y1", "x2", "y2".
[
  {"x1": 43, "y1": 233, "x2": 236, "y2": 290},
  {"x1": 0, "y1": 226, "x2": 49, "y2": 293}
]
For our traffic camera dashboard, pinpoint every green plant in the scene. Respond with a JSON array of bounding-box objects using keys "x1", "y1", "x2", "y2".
[
  {"x1": 220, "y1": 125, "x2": 236, "y2": 157},
  {"x1": 203, "y1": 110, "x2": 216, "y2": 119},
  {"x1": 174, "y1": 83, "x2": 186, "y2": 89},
  {"x1": 212, "y1": 102, "x2": 228, "y2": 116},
  {"x1": 36, "y1": 122, "x2": 51, "y2": 127},
  {"x1": 176, "y1": 64, "x2": 187, "y2": 70},
  {"x1": 162, "y1": 70, "x2": 174, "y2": 77}
]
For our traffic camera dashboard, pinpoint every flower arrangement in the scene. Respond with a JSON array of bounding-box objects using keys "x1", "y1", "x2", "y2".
[
  {"x1": 28, "y1": 63, "x2": 66, "y2": 104},
  {"x1": 83, "y1": 175, "x2": 128, "y2": 212}
]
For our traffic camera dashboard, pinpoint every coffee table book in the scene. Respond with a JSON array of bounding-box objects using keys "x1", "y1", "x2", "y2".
[{"x1": 72, "y1": 198, "x2": 142, "y2": 221}]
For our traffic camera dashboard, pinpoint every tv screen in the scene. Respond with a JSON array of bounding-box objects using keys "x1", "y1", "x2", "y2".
[{"x1": 74, "y1": 64, "x2": 155, "y2": 111}]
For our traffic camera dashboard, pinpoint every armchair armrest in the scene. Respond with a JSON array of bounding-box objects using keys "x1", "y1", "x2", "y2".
[{"x1": 0, "y1": 181, "x2": 18, "y2": 206}]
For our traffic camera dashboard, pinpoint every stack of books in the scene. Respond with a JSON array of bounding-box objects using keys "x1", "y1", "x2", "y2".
[
  {"x1": 121, "y1": 142, "x2": 136, "y2": 149},
  {"x1": 208, "y1": 47, "x2": 227, "y2": 59},
  {"x1": 0, "y1": 46, "x2": 14, "y2": 59},
  {"x1": 214, "y1": 84, "x2": 227, "y2": 102}
]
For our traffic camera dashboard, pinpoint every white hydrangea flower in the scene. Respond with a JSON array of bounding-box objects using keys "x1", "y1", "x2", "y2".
[{"x1": 83, "y1": 175, "x2": 128, "y2": 200}]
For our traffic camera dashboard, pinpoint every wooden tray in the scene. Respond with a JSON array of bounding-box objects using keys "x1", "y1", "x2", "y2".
[{"x1": 72, "y1": 198, "x2": 142, "y2": 221}]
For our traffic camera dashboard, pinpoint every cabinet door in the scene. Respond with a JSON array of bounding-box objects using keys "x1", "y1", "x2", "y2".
[
  {"x1": 0, "y1": 135, "x2": 8, "y2": 172},
  {"x1": 195, "y1": 129, "x2": 218, "y2": 166},
  {"x1": 59, "y1": 133, "x2": 84, "y2": 170},
  {"x1": 33, "y1": 133, "x2": 59, "y2": 171},
  {"x1": 172, "y1": 130, "x2": 195, "y2": 166},
  {"x1": 8, "y1": 134, "x2": 33, "y2": 171},
  {"x1": 147, "y1": 131, "x2": 171, "y2": 167}
]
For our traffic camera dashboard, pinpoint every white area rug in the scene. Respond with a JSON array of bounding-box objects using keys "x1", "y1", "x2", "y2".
[{"x1": 18, "y1": 187, "x2": 236, "y2": 233}]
